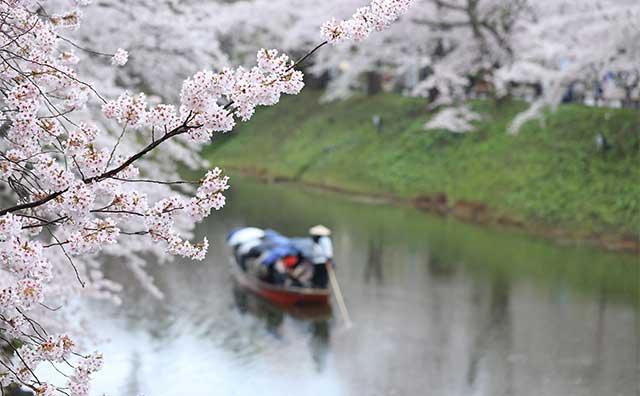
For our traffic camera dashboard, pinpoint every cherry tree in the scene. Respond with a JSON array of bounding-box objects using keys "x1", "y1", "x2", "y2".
[
  {"x1": 498, "y1": 0, "x2": 640, "y2": 133},
  {"x1": 418, "y1": 0, "x2": 639, "y2": 132},
  {"x1": 57, "y1": 1, "x2": 232, "y2": 297},
  {"x1": 0, "y1": 0, "x2": 413, "y2": 394},
  {"x1": 74, "y1": 0, "x2": 230, "y2": 101},
  {"x1": 214, "y1": 0, "x2": 527, "y2": 98},
  {"x1": 211, "y1": 0, "x2": 531, "y2": 133},
  {"x1": 214, "y1": 0, "x2": 639, "y2": 134},
  {"x1": 213, "y1": 0, "x2": 434, "y2": 100}
]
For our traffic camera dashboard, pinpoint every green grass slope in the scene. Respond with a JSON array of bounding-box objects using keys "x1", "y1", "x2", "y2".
[{"x1": 204, "y1": 90, "x2": 640, "y2": 236}]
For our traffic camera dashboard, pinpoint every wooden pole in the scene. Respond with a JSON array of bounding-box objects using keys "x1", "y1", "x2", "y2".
[{"x1": 326, "y1": 263, "x2": 352, "y2": 328}]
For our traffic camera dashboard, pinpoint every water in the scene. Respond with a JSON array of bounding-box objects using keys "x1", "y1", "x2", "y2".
[{"x1": 77, "y1": 176, "x2": 639, "y2": 395}]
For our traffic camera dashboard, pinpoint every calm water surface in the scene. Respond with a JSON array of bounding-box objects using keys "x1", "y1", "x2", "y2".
[{"x1": 75, "y1": 177, "x2": 638, "y2": 395}]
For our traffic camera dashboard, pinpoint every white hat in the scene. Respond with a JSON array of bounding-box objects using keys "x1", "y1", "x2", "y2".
[{"x1": 309, "y1": 224, "x2": 331, "y2": 236}]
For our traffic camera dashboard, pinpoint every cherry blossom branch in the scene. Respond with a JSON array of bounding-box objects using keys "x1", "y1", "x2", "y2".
[
  {"x1": 0, "y1": 336, "x2": 42, "y2": 385},
  {"x1": 109, "y1": 177, "x2": 199, "y2": 185},
  {"x1": 21, "y1": 218, "x2": 63, "y2": 229},
  {"x1": 0, "y1": 48, "x2": 108, "y2": 103},
  {"x1": 44, "y1": 226, "x2": 85, "y2": 287},
  {"x1": 56, "y1": 35, "x2": 114, "y2": 58},
  {"x1": 0, "y1": 190, "x2": 65, "y2": 216},
  {"x1": 0, "y1": 121, "x2": 193, "y2": 216},
  {"x1": 15, "y1": 309, "x2": 49, "y2": 339},
  {"x1": 85, "y1": 122, "x2": 199, "y2": 185},
  {"x1": 0, "y1": 38, "x2": 333, "y2": 216},
  {"x1": 288, "y1": 40, "x2": 328, "y2": 71},
  {"x1": 91, "y1": 209, "x2": 143, "y2": 217},
  {"x1": 104, "y1": 123, "x2": 128, "y2": 170},
  {"x1": 0, "y1": 359, "x2": 38, "y2": 392}
]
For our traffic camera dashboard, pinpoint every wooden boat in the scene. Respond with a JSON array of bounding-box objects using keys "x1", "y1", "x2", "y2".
[
  {"x1": 229, "y1": 259, "x2": 330, "y2": 306},
  {"x1": 232, "y1": 284, "x2": 333, "y2": 321}
]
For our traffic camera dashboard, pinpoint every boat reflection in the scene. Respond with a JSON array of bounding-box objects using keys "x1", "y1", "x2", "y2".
[{"x1": 231, "y1": 285, "x2": 333, "y2": 373}]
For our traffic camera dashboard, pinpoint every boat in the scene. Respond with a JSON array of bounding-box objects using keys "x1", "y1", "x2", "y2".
[
  {"x1": 232, "y1": 283, "x2": 333, "y2": 321},
  {"x1": 229, "y1": 259, "x2": 331, "y2": 306}
]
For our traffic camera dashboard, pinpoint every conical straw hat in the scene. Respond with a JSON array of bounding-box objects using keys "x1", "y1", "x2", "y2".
[{"x1": 309, "y1": 224, "x2": 331, "y2": 236}]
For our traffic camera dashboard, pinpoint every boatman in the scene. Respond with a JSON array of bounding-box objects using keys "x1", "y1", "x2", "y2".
[{"x1": 309, "y1": 225, "x2": 333, "y2": 288}]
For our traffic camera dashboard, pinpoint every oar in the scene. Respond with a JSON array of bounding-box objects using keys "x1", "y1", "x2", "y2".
[{"x1": 326, "y1": 262, "x2": 352, "y2": 329}]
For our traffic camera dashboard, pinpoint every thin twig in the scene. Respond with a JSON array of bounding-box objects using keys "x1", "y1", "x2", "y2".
[
  {"x1": 44, "y1": 226, "x2": 85, "y2": 287},
  {"x1": 0, "y1": 336, "x2": 42, "y2": 385},
  {"x1": 105, "y1": 122, "x2": 128, "y2": 170},
  {"x1": 110, "y1": 177, "x2": 198, "y2": 185},
  {"x1": 56, "y1": 35, "x2": 114, "y2": 58}
]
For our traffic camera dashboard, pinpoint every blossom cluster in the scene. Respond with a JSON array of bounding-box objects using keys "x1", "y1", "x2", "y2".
[
  {"x1": 68, "y1": 218, "x2": 120, "y2": 255},
  {"x1": 180, "y1": 49, "x2": 304, "y2": 140},
  {"x1": 0, "y1": 215, "x2": 50, "y2": 311},
  {"x1": 186, "y1": 168, "x2": 230, "y2": 219},
  {"x1": 66, "y1": 353, "x2": 104, "y2": 396},
  {"x1": 100, "y1": 47, "x2": 305, "y2": 144},
  {"x1": 144, "y1": 168, "x2": 229, "y2": 260},
  {"x1": 111, "y1": 48, "x2": 129, "y2": 66},
  {"x1": 102, "y1": 92, "x2": 148, "y2": 127},
  {"x1": 10, "y1": 336, "x2": 103, "y2": 396},
  {"x1": 321, "y1": 0, "x2": 414, "y2": 44}
]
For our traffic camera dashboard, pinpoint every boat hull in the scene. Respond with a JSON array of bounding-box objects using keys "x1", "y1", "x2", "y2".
[{"x1": 229, "y1": 261, "x2": 330, "y2": 306}]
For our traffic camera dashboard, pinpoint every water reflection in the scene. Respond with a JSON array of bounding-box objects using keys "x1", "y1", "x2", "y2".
[
  {"x1": 231, "y1": 285, "x2": 333, "y2": 375},
  {"x1": 465, "y1": 275, "x2": 513, "y2": 395},
  {"x1": 231, "y1": 285, "x2": 332, "y2": 357},
  {"x1": 364, "y1": 238, "x2": 384, "y2": 285},
  {"x1": 40, "y1": 176, "x2": 638, "y2": 396}
]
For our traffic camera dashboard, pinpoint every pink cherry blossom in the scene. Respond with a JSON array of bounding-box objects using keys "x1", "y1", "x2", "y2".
[
  {"x1": 68, "y1": 218, "x2": 120, "y2": 255},
  {"x1": 321, "y1": 0, "x2": 414, "y2": 44},
  {"x1": 0, "y1": 214, "x2": 22, "y2": 242},
  {"x1": 111, "y1": 48, "x2": 129, "y2": 66}
]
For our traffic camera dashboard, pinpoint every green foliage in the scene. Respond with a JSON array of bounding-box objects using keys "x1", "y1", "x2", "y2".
[{"x1": 204, "y1": 91, "x2": 640, "y2": 235}]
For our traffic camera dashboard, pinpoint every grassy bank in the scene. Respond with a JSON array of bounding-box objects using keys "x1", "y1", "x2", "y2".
[{"x1": 203, "y1": 90, "x2": 639, "y2": 239}]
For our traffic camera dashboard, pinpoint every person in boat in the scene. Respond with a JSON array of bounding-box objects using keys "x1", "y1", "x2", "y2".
[
  {"x1": 239, "y1": 229, "x2": 291, "y2": 271},
  {"x1": 227, "y1": 227, "x2": 265, "y2": 270},
  {"x1": 256, "y1": 242, "x2": 315, "y2": 287},
  {"x1": 228, "y1": 228, "x2": 294, "y2": 270},
  {"x1": 257, "y1": 244, "x2": 298, "y2": 284},
  {"x1": 308, "y1": 225, "x2": 334, "y2": 289},
  {"x1": 275, "y1": 254, "x2": 313, "y2": 288}
]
